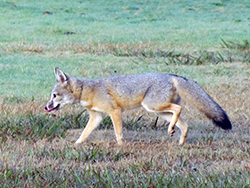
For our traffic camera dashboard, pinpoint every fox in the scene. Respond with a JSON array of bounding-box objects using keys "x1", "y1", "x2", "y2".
[{"x1": 45, "y1": 67, "x2": 232, "y2": 145}]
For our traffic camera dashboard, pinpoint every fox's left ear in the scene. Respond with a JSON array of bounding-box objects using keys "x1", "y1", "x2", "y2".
[{"x1": 54, "y1": 67, "x2": 68, "y2": 83}]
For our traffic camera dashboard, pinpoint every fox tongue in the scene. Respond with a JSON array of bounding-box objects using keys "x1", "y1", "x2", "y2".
[{"x1": 44, "y1": 107, "x2": 54, "y2": 112}]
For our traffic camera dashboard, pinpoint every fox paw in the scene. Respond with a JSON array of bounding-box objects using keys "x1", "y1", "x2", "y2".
[
  {"x1": 117, "y1": 141, "x2": 123, "y2": 146},
  {"x1": 168, "y1": 129, "x2": 175, "y2": 137},
  {"x1": 75, "y1": 139, "x2": 82, "y2": 144}
]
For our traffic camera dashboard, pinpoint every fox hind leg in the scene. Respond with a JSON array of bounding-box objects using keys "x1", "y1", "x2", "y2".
[
  {"x1": 165, "y1": 103, "x2": 182, "y2": 136},
  {"x1": 159, "y1": 113, "x2": 188, "y2": 145},
  {"x1": 109, "y1": 108, "x2": 123, "y2": 146},
  {"x1": 142, "y1": 102, "x2": 181, "y2": 137}
]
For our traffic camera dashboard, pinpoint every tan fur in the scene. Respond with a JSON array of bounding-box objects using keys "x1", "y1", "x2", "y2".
[{"x1": 45, "y1": 68, "x2": 231, "y2": 146}]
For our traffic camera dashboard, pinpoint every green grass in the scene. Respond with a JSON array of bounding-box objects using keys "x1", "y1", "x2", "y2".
[
  {"x1": 0, "y1": 0, "x2": 250, "y2": 187},
  {"x1": 0, "y1": 0, "x2": 249, "y2": 100},
  {"x1": 0, "y1": 0, "x2": 250, "y2": 99},
  {"x1": 0, "y1": 54, "x2": 250, "y2": 100},
  {"x1": 0, "y1": 0, "x2": 249, "y2": 46}
]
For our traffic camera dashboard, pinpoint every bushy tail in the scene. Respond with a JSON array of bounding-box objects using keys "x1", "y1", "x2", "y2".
[{"x1": 172, "y1": 75, "x2": 232, "y2": 130}]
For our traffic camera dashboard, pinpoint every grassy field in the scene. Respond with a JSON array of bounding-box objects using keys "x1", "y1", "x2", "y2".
[{"x1": 0, "y1": 0, "x2": 250, "y2": 187}]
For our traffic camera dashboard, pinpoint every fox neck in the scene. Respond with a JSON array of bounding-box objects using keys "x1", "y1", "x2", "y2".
[
  {"x1": 70, "y1": 77, "x2": 96, "y2": 104},
  {"x1": 78, "y1": 78, "x2": 98, "y2": 106},
  {"x1": 68, "y1": 76, "x2": 84, "y2": 103}
]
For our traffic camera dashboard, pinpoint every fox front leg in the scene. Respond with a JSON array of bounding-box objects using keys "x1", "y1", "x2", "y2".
[{"x1": 75, "y1": 110, "x2": 104, "y2": 144}]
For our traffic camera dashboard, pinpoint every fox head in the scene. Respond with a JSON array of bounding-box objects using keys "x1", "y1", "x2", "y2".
[{"x1": 44, "y1": 67, "x2": 79, "y2": 113}]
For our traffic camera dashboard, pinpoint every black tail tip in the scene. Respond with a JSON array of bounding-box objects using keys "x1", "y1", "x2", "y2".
[{"x1": 213, "y1": 116, "x2": 232, "y2": 130}]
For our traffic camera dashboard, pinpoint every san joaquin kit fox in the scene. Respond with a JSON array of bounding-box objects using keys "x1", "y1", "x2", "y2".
[{"x1": 45, "y1": 68, "x2": 232, "y2": 145}]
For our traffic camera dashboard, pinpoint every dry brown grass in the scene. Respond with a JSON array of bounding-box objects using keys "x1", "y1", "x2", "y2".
[
  {"x1": 0, "y1": 41, "x2": 158, "y2": 56},
  {"x1": 1, "y1": 127, "x2": 249, "y2": 175},
  {"x1": 0, "y1": 40, "x2": 223, "y2": 59}
]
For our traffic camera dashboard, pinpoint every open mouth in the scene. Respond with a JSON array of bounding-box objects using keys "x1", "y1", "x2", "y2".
[{"x1": 44, "y1": 104, "x2": 60, "y2": 112}]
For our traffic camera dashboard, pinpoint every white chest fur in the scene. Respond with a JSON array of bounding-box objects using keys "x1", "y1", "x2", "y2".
[{"x1": 80, "y1": 100, "x2": 90, "y2": 107}]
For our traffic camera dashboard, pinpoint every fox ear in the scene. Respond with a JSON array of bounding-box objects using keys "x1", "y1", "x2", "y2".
[{"x1": 54, "y1": 67, "x2": 68, "y2": 83}]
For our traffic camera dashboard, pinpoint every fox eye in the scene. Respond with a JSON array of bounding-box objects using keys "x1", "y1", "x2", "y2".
[{"x1": 53, "y1": 94, "x2": 57, "y2": 98}]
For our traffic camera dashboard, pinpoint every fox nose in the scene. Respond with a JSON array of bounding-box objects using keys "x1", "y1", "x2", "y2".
[{"x1": 44, "y1": 106, "x2": 48, "y2": 111}]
